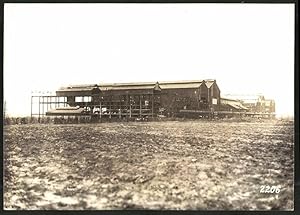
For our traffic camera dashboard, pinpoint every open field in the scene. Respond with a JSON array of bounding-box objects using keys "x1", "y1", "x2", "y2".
[{"x1": 4, "y1": 120, "x2": 294, "y2": 210}]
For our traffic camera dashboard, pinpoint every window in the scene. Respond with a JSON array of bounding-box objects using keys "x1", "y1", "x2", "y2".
[
  {"x1": 75, "y1": 97, "x2": 82, "y2": 102},
  {"x1": 75, "y1": 96, "x2": 92, "y2": 102},
  {"x1": 212, "y1": 98, "x2": 218, "y2": 105},
  {"x1": 83, "y1": 96, "x2": 91, "y2": 102}
]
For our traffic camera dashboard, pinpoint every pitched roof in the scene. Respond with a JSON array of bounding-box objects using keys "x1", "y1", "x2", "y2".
[
  {"x1": 159, "y1": 82, "x2": 203, "y2": 89},
  {"x1": 221, "y1": 97, "x2": 248, "y2": 110},
  {"x1": 227, "y1": 103, "x2": 248, "y2": 110},
  {"x1": 57, "y1": 87, "x2": 92, "y2": 92},
  {"x1": 205, "y1": 81, "x2": 215, "y2": 88},
  {"x1": 100, "y1": 85, "x2": 158, "y2": 91},
  {"x1": 57, "y1": 79, "x2": 216, "y2": 92},
  {"x1": 100, "y1": 82, "x2": 156, "y2": 86}
]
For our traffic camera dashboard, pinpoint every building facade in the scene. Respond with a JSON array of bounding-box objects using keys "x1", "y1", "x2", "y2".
[{"x1": 51, "y1": 79, "x2": 221, "y2": 118}]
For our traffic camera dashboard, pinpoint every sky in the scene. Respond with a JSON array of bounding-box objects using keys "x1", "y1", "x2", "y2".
[{"x1": 4, "y1": 3, "x2": 295, "y2": 117}]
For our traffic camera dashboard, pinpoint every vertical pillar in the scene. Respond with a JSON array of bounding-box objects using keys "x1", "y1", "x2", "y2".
[
  {"x1": 119, "y1": 96, "x2": 123, "y2": 119},
  {"x1": 46, "y1": 96, "x2": 48, "y2": 114},
  {"x1": 151, "y1": 93, "x2": 154, "y2": 118},
  {"x1": 139, "y1": 95, "x2": 142, "y2": 118},
  {"x1": 99, "y1": 100, "x2": 102, "y2": 119},
  {"x1": 47, "y1": 96, "x2": 50, "y2": 112},
  {"x1": 129, "y1": 95, "x2": 132, "y2": 118},
  {"x1": 126, "y1": 94, "x2": 129, "y2": 121},
  {"x1": 50, "y1": 96, "x2": 52, "y2": 110},
  {"x1": 109, "y1": 96, "x2": 112, "y2": 119},
  {"x1": 38, "y1": 96, "x2": 41, "y2": 123},
  {"x1": 42, "y1": 96, "x2": 44, "y2": 117},
  {"x1": 208, "y1": 88, "x2": 210, "y2": 111},
  {"x1": 30, "y1": 96, "x2": 33, "y2": 118}
]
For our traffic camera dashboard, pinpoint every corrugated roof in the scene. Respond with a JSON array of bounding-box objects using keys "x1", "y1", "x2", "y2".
[
  {"x1": 57, "y1": 79, "x2": 216, "y2": 92},
  {"x1": 221, "y1": 98, "x2": 248, "y2": 110},
  {"x1": 159, "y1": 80, "x2": 203, "y2": 84},
  {"x1": 159, "y1": 82, "x2": 202, "y2": 89},
  {"x1": 59, "y1": 84, "x2": 97, "y2": 90},
  {"x1": 57, "y1": 88, "x2": 92, "y2": 92},
  {"x1": 220, "y1": 97, "x2": 238, "y2": 102},
  {"x1": 100, "y1": 85, "x2": 157, "y2": 91},
  {"x1": 227, "y1": 103, "x2": 248, "y2": 110},
  {"x1": 100, "y1": 82, "x2": 156, "y2": 86},
  {"x1": 155, "y1": 80, "x2": 212, "y2": 89}
]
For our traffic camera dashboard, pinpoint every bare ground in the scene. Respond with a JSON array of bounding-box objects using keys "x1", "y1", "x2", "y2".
[{"x1": 3, "y1": 120, "x2": 294, "y2": 210}]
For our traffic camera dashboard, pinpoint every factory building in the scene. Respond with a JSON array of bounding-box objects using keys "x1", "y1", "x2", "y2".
[
  {"x1": 48, "y1": 79, "x2": 221, "y2": 118},
  {"x1": 29, "y1": 79, "x2": 274, "y2": 120}
]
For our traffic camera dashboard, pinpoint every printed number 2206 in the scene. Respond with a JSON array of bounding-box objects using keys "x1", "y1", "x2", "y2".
[{"x1": 260, "y1": 185, "x2": 281, "y2": 194}]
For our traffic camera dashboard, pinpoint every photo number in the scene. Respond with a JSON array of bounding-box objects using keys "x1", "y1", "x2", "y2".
[{"x1": 260, "y1": 185, "x2": 281, "y2": 194}]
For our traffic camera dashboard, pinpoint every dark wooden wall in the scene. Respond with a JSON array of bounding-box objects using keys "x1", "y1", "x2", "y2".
[{"x1": 60, "y1": 81, "x2": 222, "y2": 117}]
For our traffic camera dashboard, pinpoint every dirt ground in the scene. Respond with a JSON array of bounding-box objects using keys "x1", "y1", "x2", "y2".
[{"x1": 3, "y1": 120, "x2": 294, "y2": 210}]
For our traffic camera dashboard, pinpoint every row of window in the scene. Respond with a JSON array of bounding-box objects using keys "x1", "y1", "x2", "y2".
[
  {"x1": 75, "y1": 96, "x2": 159, "y2": 103},
  {"x1": 74, "y1": 96, "x2": 153, "y2": 106},
  {"x1": 75, "y1": 96, "x2": 92, "y2": 102},
  {"x1": 75, "y1": 96, "x2": 218, "y2": 105}
]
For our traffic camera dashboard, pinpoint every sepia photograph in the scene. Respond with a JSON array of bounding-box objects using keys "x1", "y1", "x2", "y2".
[{"x1": 3, "y1": 3, "x2": 295, "y2": 210}]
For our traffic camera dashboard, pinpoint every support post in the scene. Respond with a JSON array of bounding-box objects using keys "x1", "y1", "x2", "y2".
[
  {"x1": 38, "y1": 96, "x2": 41, "y2": 123},
  {"x1": 126, "y1": 94, "x2": 129, "y2": 121},
  {"x1": 109, "y1": 96, "x2": 112, "y2": 119},
  {"x1": 42, "y1": 96, "x2": 44, "y2": 117},
  {"x1": 129, "y1": 96, "x2": 132, "y2": 118},
  {"x1": 151, "y1": 93, "x2": 154, "y2": 118},
  {"x1": 31, "y1": 96, "x2": 33, "y2": 118},
  {"x1": 99, "y1": 100, "x2": 102, "y2": 120},
  {"x1": 46, "y1": 96, "x2": 48, "y2": 114},
  {"x1": 50, "y1": 96, "x2": 52, "y2": 110},
  {"x1": 139, "y1": 95, "x2": 142, "y2": 118},
  {"x1": 119, "y1": 96, "x2": 122, "y2": 119}
]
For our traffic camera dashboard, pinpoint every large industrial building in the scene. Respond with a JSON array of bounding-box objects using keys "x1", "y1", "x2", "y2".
[
  {"x1": 29, "y1": 79, "x2": 275, "y2": 120},
  {"x1": 47, "y1": 79, "x2": 220, "y2": 118}
]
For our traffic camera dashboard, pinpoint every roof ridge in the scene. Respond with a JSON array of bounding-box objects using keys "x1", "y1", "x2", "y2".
[{"x1": 61, "y1": 79, "x2": 217, "y2": 89}]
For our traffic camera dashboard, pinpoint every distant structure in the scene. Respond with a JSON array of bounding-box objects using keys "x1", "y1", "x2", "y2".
[
  {"x1": 30, "y1": 79, "x2": 275, "y2": 120},
  {"x1": 220, "y1": 95, "x2": 276, "y2": 113}
]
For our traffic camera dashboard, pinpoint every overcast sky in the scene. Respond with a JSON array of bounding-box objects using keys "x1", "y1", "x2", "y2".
[{"x1": 4, "y1": 3, "x2": 294, "y2": 117}]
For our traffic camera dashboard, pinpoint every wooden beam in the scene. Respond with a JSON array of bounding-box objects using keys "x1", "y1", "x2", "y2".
[
  {"x1": 139, "y1": 95, "x2": 142, "y2": 118},
  {"x1": 151, "y1": 93, "x2": 154, "y2": 118}
]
